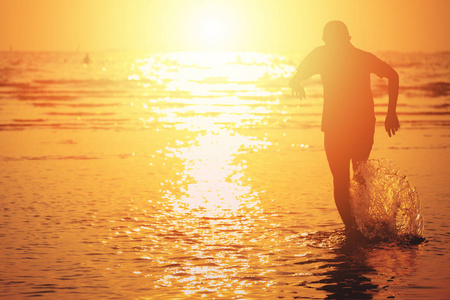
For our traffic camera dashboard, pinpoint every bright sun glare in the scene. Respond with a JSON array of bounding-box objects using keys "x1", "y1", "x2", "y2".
[
  {"x1": 201, "y1": 15, "x2": 227, "y2": 42},
  {"x1": 189, "y1": 4, "x2": 237, "y2": 50}
]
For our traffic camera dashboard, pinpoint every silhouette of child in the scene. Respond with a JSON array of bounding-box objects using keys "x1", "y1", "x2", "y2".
[{"x1": 290, "y1": 20, "x2": 400, "y2": 233}]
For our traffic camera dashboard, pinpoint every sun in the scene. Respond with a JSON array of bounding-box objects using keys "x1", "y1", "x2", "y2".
[
  {"x1": 187, "y1": 3, "x2": 238, "y2": 50},
  {"x1": 201, "y1": 14, "x2": 229, "y2": 44}
]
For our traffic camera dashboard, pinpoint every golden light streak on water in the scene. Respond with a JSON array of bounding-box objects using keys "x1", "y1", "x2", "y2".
[
  {"x1": 163, "y1": 129, "x2": 270, "y2": 218},
  {"x1": 121, "y1": 52, "x2": 287, "y2": 295},
  {"x1": 126, "y1": 51, "x2": 296, "y2": 135}
]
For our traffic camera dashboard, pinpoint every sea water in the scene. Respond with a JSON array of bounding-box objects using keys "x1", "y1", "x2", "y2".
[{"x1": 0, "y1": 51, "x2": 449, "y2": 299}]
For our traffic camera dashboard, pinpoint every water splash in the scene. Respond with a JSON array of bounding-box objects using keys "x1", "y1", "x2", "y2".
[{"x1": 350, "y1": 159, "x2": 424, "y2": 242}]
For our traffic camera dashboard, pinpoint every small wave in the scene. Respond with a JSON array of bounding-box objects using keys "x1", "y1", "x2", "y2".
[
  {"x1": 388, "y1": 145, "x2": 448, "y2": 150},
  {"x1": 395, "y1": 111, "x2": 450, "y2": 116},
  {"x1": 401, "y1": 81, "x2": 450, "y2": 97},
  {"x1": 350, "y1": 159, "x2": 424, "y2": 242},
  {"x1": 83, "y1": 118, "x2": 130, "y2": 122},
  {"x1": 0, "y1": 123, "x2": 86, "y2": 131},
  {"x1": 32, "y1": 102, "x2": 121, "y2": 108},
  {"x1": 1, "y1": 155, "x2": 99, "y2": 161},
  {"x1": 0, "y1": 81, "x2": 31, "y2": 89},
  {"x1": 46, "y1": 112, "x2": 115, "y2": 116},
  {"x1": 17, "y1": 94, "x2": 80, "y2": 101},
  {"x1": 34, "y1": 79, "x2": 115, "y2": 86},
  {"x1": 374, "y1": 81, "x2": 450, "y2": 97},
  {"x1": 433, "y1": 103, "x2": 449, "y2": 109},
  {"x1": 13, "y1": 118, "x2": 46, "y2": 122}
]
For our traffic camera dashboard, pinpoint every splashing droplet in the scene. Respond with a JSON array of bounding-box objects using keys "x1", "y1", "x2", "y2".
[{"x1": 350, "y1": 159, "x2": 424, "y2": 242}]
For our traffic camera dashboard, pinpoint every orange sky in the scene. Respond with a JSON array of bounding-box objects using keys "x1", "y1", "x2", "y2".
[{"x1": 1, "y1": 0, "x2": 449, "y2": 53}]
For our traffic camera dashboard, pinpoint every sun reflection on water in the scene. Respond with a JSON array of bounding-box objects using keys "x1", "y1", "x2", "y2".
[
  {"x1": 163, "y1": 129, "x2": 270, "y2": 218},
  {"x1": 124, "y1": 51, "x2": 302, "y2": 134},
  {"x1": 129, "y1": 51, "x2": 295, "y2": 95},
  {"x1": 128, "y1": 52, "x2": 287, "y2": 296},
  {"x1": 106, "y1": 52, "x2": 302, "y2": 297},
  {"x1": 130, "y1": 52, "x2": 290, "y2": 218}
]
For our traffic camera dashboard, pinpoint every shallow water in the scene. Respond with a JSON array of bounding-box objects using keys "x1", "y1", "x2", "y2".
[{"x1": 0, "y1": 51, "x2": 449, "y2": 299}]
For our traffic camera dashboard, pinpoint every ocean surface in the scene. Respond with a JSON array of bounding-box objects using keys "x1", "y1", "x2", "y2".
[{"x1": 0, "y1": 51, "x2": 449, "y2": 299}]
